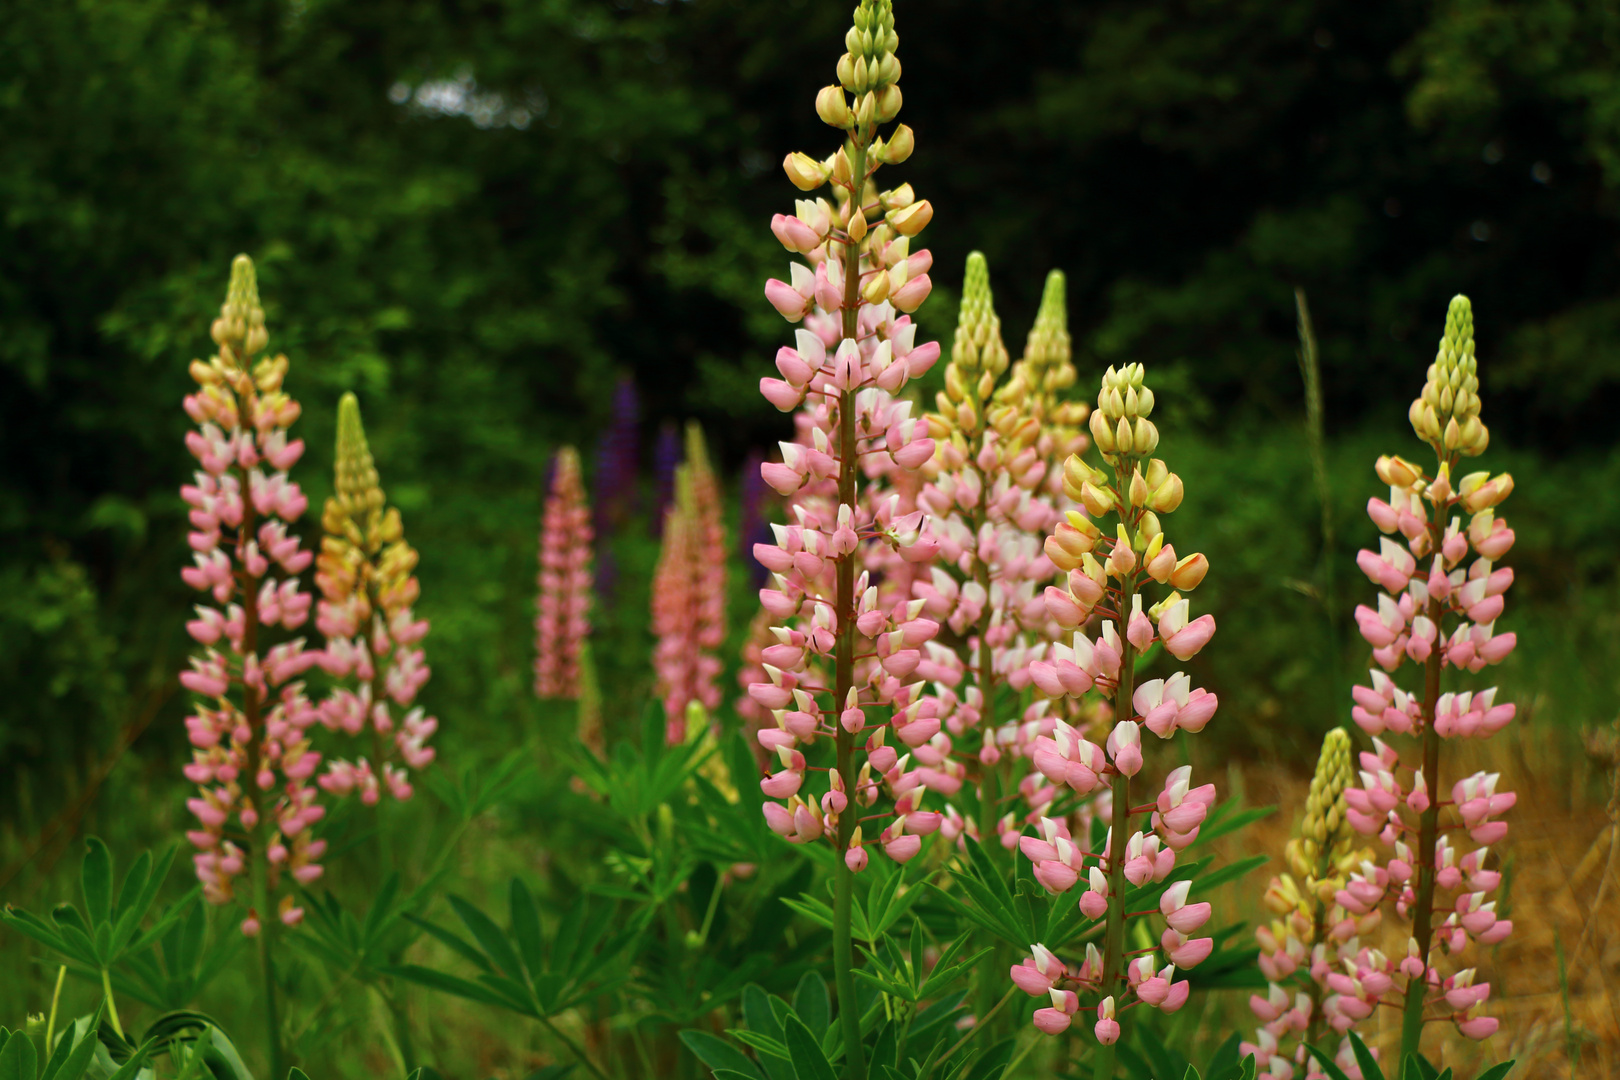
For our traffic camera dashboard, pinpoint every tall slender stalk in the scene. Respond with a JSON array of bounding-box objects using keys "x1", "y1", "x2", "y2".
[
  {"x1": 1400, "y1": 591, "x2": 1445, "y2": 1059},
  {"x1": 830, "y1": 133, "x2": 870, "y2": 1080},
  {"x1": 1092, "y1": 474, "x2": 1140, "y2": 1080}
]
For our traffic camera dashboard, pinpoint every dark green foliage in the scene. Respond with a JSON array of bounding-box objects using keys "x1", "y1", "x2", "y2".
[
  {"x1": 0, "y1": 840, "x2": 185, "y2": 989},
  {"x1": 388, "y1": 883, "x2": 635, "y2": 1020}
]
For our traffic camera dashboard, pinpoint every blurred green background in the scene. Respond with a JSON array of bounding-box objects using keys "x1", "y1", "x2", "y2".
[{"x1": 3, "y1": 0, "x2": 1618, "y2": 1034}]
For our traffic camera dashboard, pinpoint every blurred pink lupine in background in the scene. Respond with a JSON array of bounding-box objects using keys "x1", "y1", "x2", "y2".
[
  {"x1": 535, "y1": 445, "x2": 593, "y2": 700},
  {"x1": 313, "y1": 392, "x2": 435, "y2": 807},
  {"x1": 178, "y1": 255, "x2": 325, "y2": 937},
  {"x1": 652, "y1": 423, "x2": 727, "y2": 743}
]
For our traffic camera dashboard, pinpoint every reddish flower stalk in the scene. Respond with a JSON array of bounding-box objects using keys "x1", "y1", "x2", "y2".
[
  {"x1": 535, "y1": 446, "x2": 593, "y2": 699},
  {"x1": 652, "y1": 423, "x2": 726, "y2": 743},
  {"x1": 313, "y1": 392, "x2": 435, "y2": 806}
]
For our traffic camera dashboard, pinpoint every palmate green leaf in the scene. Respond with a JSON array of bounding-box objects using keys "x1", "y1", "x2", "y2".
[
  {"x1": 740, "y1": 985, "x2": 794, "y2": 1080},
  {"x1": 679, "y1": 1030, "x2": 765, "y2": 1080},
  {"x1": 51, "y1": 906, "x2": 102, "y2": 967},
  {"x1": 0, "y1": 905, "x2": 84, "y2": 964},
  {"x1": 966, "y1": 840, "x2": 1034, "y2": 943}
]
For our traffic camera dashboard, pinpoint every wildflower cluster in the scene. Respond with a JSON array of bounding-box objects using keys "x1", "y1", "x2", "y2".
[
  {"x1": 906, "y1": 258, "x2": 1088, "y2": 848},
  {"x1": 1331, "y1": 296, "x2": 1516, "y2": 1058},
  {"x1": 752, "y1": 0, "x2": 946, "y2": 872},
  {"x1": 1244, "y1": 728, "x2": 1376, "y2": 1078},
  {"x1": 314, "y1": 393, "x2": 435, "y2": 805},
  {"x1": 1012, "y1": 362, "x2": 1219, "y2": 1047},
  {"x1": 178, "y1": 256, "x2": 324, "y2": 932},
  {"x1": 652, "y1": 423, "x2": 727, "y2": 743}
]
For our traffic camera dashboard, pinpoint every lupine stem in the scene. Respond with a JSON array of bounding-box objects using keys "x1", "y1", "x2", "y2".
[
  {"x1": 832, "y1": 137, "x2": 871, "y2": 1080},
  {"x1": 1402, "y1": 586, "x2": 1446, "y2": 1059},
  {"x1": 1094, "y1": 589, "x2": 1138, "y2": 1080},
  {"x1": 252, "y1": 845, "x2": 283, "y2": 1077},
  {"x1": 46, "y1": 964, "x2": 65, "y2": 1050},
  {"x1": 100, "y1": 966, "x2": 123, "y2": 1039},
  {"x1": 1094, "y1": 464, "x2": 1142, "y2": 1080}
]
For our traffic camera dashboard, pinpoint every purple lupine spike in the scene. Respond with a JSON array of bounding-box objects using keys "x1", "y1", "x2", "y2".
[{"x1": 651, "y1": 421, "x2": 681, "y2": 537}]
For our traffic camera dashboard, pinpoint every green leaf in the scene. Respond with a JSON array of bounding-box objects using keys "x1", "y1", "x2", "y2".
[
  {"x1": 361, "y1": 872, "x2": 402, "y2": 948},
  {"x1": 107, "y1": 1037, "x2": 159, "y2": 1080},
  {"x1": 509, "y1": 879, "x2": 544, "y2": 978},
  {"x1": 111, "y1": 852, "x2": 150, "y2": 927},
  {"x1": 1304, "y1": 1045, "x2": 1356, "y2": 1080},
  {"x1": 1182, "y1": 1068, "x2": 1202, "y2": 1080},
  {"x1": 384, "y1": 964, "x2": 535, "y2": 1016},
  {"x1": 965, "y1": 1037, "x2": 1016, "y2": 1080},
  {"x1": 0, "y1": 1029, "x2": 38, "y2": 1080},
  {"x1": 679, "y1": 1031, "x2": 765, "y2": 1080},
  {"x1": 781, "y1": 896, "x2": 835, "y2": 933},
  {"x1": 781, "y1": 1014, "x2": 836, "y2": 1080},
  {"x1": 449, "y1": 895, "x2": 526, "y2": 980},
  {"x1": 82, "y1": 838, "x2": 113, "y2": 928},
  {"x1": 1202, "y1": 1033, "x2": 1242, "y2": 1080},
  {"x1": 290, "y1": 1071, "x2": 311, "y2": 1080},
  {"x1": 1401, "y1": 1053, "x2": 1438, "y2": 1080},
  {"x1": 402, "y1": 914, "x2": 493, "y2": 975},
  {"x1": 1347, "y1": 1032, "x2": 1385, "y2": 1080},
  {"x1": 792, "y1": 971, "x2": 830, "y2": 1036},
  {"x1": 728, "y1": 1031, "x2": 789, "y2": 1059},
  {"x1": 1474, "y1": 1064, "x2": 1515, "y2": 1080}
]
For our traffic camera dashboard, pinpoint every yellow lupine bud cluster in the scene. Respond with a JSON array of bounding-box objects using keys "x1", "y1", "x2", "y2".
[
  {"x1": 318, "y1": 393, "x2": 419, "y2": 621},
  {"x1": 1088, "y1": 363, "x2": 1159, "y2": 462},
  {"x1": 1409, "y1": 294, "x2": 1489, "y2": 457},
  {"x1": 211, "y1": 254, "x2": 270, "y2": 360},
  {"x1": 834, "y1": 0, "x2": 901, "y2": 126},
  {"x1": 931, "y1": 252, "x2": 1009, "y2": 441},
  {"x1": 995, "y1": 270, "x2": 1087, "y2": 445},
  {"x1": 1263, "y1": 729, "x2": 1368, "y2": 941},
  {"x1": 188, "y1": 257, "x2": 296, "y2": 432}
]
